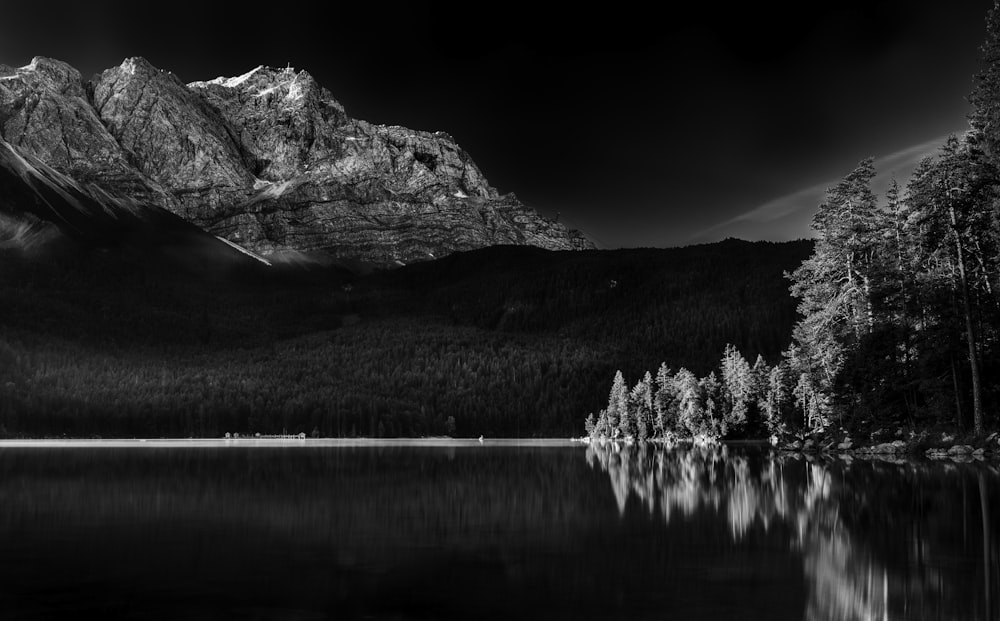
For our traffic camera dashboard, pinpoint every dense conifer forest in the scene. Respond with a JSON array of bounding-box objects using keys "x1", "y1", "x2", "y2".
[
  {"x1": 0, "y1": 238, "x2": 809, "y2": 438},
  {"x1": 586, "y1": 3, "x2": 1000, "y2": 444}
]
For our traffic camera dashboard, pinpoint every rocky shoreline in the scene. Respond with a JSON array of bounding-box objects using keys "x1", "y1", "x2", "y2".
[
  {"x1": 779, "y1": 429, "x2": 1000, "y2": 461},
  {"x1": 576, "y1": 429, "x2": 1000, "y2": 462}
]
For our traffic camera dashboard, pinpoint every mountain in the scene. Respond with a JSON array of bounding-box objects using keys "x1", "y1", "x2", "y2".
[
  {"x1": 0, "y1": 134, "x2": 275, "y2": 279},
  {"x1": 0, "y1": 56, "x2": 592, "y2": 265}
]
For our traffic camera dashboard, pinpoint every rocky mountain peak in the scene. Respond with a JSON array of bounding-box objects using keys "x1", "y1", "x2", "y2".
[
  {"x1": 188, "y1": 64, "x2": 348, "y2": 181},
  {"x1": 0, "y1": 56, "x2": 175, "y2": 209},
  {"x1": 91, "y1": 57, "x2": 254, "y2": 203},
  {"x1": 0, "y1": 57, "x2": 85, "y2": 97},
  {"x1": 190, "y1": 64, "x2": 340, "y2": 113},
  {"x1": 117, "y1": 56, "x2": 159, "y2": 77},
  {"x1": 1, "y1": 56, "x2": 593, "y2": 265}
]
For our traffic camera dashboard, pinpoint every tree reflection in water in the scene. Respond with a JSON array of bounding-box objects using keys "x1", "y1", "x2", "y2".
[
  {"x1": 0, "y1": 445, "x2": 995, "y2": 619},
  {"x1": 586, "y1": 442, "x2": 1000, "y2": 621}
]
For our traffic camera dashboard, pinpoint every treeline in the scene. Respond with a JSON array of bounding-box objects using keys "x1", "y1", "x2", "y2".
[
  {"x1": 589, "y1": 2, "x2": 1000, "y2": 441},
  {"x1": 692, "y1": 3, "x2": 1000, "y2": 438},
  {"x1": 0, "y1": 236, "x2": 807, "y2": 437},
  {"x1": 782, "y1": 141, "x2": 1000, "y2": 435},
  {"x1": 778, "y1": 1, "x2": 1000, "y2": 437},
  {"x1": 585, "y1": 344, "x2": 786, "y2": 443},
  {"x1": 0, "y1": 320, "x2": 614, "y2": 438}
]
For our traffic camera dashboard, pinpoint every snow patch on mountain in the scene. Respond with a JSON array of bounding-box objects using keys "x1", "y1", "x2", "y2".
[{"x1": 191, "y1": 65, "x2": 265, "y2": 89}]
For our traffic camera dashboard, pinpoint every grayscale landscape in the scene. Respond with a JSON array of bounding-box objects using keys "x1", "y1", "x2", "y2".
[{"x1": 1, "y1": 1, "x2": 999, "y2": 619}]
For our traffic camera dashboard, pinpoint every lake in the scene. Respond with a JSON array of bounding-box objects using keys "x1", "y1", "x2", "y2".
[{"x1": 0, "y1": 440, "x2": 996, "y2": 620}]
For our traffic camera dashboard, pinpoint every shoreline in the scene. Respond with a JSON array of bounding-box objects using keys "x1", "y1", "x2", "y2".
[
  {"x1": 0, "y1": 437, "x2": 582, "y2": 448},
  {"x1": 2, "y1": 436, "x2": 996, "y2": 461}
]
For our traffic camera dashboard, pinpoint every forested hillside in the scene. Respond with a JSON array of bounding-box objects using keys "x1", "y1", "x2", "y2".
[{"x1": 0, "y1": 239, "x2": 810, "y2": 437}]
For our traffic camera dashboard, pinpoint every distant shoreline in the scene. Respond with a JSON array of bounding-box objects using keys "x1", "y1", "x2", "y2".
[{"x1": 0, "y1": 438, "x2": 581, "y2": 448}]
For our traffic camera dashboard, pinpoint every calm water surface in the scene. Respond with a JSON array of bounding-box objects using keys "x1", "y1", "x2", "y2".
[{"x1": 0, "y1": 440, "x2": 996, "y2": 620}]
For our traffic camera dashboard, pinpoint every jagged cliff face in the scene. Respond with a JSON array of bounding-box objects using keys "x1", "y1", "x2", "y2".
[
  {"x1": 0, "y1": 57, "x2": 178, "y2": 209},
  {"x1": 0, "y1": 56, "x2": 592, "y2": 264}
]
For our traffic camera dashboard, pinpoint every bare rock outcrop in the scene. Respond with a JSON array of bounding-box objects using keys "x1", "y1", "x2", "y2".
[
  {"x1": 0, "y1": 57, "x2": 176, "y2": 209},
  {"x1": 0, "y1": 56, "x2": 592, "y2": 265}
]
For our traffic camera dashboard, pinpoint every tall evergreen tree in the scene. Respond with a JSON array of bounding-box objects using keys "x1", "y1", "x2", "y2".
[
  {"x1": 675, "y1": 368, "x2": 704, "y2": 437},
  {"x1": 700, "y1": 371, "x2": 722, "y2": 437},
  {"x1": 630, "y1": 372, "x2": 654, "y2": 441},
  {"x1": 761, "y1": 361, "x2": 789, "y2": 435},
  {"x1": 881, "y1": 178, "x2": 921, "y2": 417},
  {"x1": 607, "y1": 370, "x2": 630, "y2": 438},
  {"x1": 793, "y1": 368, "x2": 828, "y2": 430},
  {"x1": 906, "y1": 136, "x2": 995, "y2": 433},
  {"x1": 653, "y1": 363, "x2": 675, "y2": 437},
  {"x1": 787, "y1": 158, "x2": 882, "y2": 423},
  {"x1": 720, "y1": 344, "x2": 753, "y2": 432}
]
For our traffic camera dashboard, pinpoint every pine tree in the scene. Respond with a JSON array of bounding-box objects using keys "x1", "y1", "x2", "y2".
[
  {"x1": 750, "y1": 355, "x2": 770, "y2": 421},
  {"x1": 653, "y1": 363, "x2": 675, "y2": 437},
  {"x1": 607, "y1": 370, "x2": 630, "y2": 439},
  {"x1": 761, "y1": 361, "x2": 789, "y2": 435},
  {"x1": 700, "y1": 371, "x2": 723, "y2": 437},
  {"x1": 882, "y1": 178, "x2": 920, "y2": 415},
  {"x1": 906, "y1": 136, "x2": 994, "y2": 433},
  {"x1": 594, "y1": 409, "x2": 610, "y2": 439},
  {"x1": 751, "y1": 354, "x2": 769, "y2": 393},
  {"x1": 787, "y1": 158, "x2": 882, "y2": 424},
  {"x1": 720, "y1": 344, "x2": 753, "y2": 432},
  {"x1": 675, "y1": 368, "x2": 703, "y2": 437},
  {"x1": 788, "y1": 362, "x2": 832, "y2": 432},
  {"x1": 630, "y1": 372, "x2": 654, "y2": 441}
]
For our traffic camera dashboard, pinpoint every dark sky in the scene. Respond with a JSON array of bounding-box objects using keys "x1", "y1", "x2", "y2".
[{"x1": 1, "y1": 1, "x2": 994, "y2": 247}]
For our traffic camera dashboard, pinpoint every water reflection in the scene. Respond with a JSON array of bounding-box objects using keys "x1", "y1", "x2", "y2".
[
  {"x1": 0, "y1": 444, "x2": 995, "y2": 619},
  {"x1": 0, "y1": 446, "x2": 624, "y2": 620},
  {"x1": 586, "y1": 442, "x2": 1000, "y2": 620}
]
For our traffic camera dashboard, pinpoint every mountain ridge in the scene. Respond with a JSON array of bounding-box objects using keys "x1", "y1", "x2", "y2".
[{"x1": 0, "y1": 56, "x2": 592, "y2": 265}]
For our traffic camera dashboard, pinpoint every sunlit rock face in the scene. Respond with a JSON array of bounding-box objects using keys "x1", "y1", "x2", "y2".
[
  {"x1": 0, "y1": 56, "x2": 592, "y2": 264},
  {"x1": 91, "y1": 57, "x2": 255, "y2": 217},
  {"x1": 0, "y1": 57, "x2": 178, "y2": 209}
]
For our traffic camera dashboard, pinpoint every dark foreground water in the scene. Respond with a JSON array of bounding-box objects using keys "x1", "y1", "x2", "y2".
[{"x1": 0, "y1": 440, "x2": 997, "y2": 620}]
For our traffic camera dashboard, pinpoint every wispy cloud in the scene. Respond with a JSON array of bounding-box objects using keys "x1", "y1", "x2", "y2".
[
  {"x1": 875, "y1": 134, "x2": 956, "y2": 176},
  {"x1": 691, "y1": 132, "x2": 959, "y2": 242}
]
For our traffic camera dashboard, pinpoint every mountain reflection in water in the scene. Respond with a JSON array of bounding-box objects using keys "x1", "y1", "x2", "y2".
[
  {"x1": 0, "y1": 443, "x2": 995, "y2": 620},
  {"x1": 587, "y1": 442, "x2": 999, "y2": 620}
]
